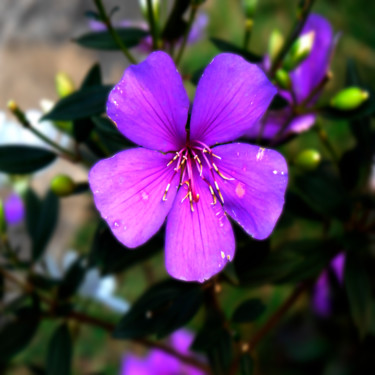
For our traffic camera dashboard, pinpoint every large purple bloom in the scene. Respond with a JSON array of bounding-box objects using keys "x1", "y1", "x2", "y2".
[
  {"x1": 246, "y1": 13, "x2": 334, "y2": 140},
  {"x1": 121, "y1": 330, "x2": 205, "y2": 375},
  {"x1": 89, "y1": 51, "x2": 288, "y2": 282}
]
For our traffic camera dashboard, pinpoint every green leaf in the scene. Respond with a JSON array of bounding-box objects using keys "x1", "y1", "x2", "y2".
[
  {"x1": 73, "y1": 118, "x2": 95, "y2": 143},
  {"x1": 74, "y1": 28, "x2": 149, "y2": 50},
  {"x1": 239, "y1": 353, "x2": 254, "y2": 375},
  {"x1": 81, "y1": 63, "x2": 102, "y2": 88},
  {"x1": 46, "y1": 324, "x2": 72, "y2": 375},
  {"x1": 58, "y1": 257, "x2": 85, "y2": 299},
  {"x1": 113, "y1": 279, "x2": 203, "y2": 339},
  {"x1": 28, "y1": 190, "x2": 59, "y2": 262},
  {"x1": 42, "y1": 85, "x2": 113, "y2": 121},
  {"x1": 210, "y1": 38, "x2": 262, "y2": 63},
  {"x1": 0, "y1": 300, "x2": 40, "y2": 360},
  {"x1": 344, "y1": 250, "x2": 373, "y2": 339},
  {"x1": 232, "y1": 299, "x2": 266, "y2": 323},
  {"x1": 89, "y1": 222, "x2": 162, "y2": 274},
  {"x1": 0, "y1": 146, "x2": 56, "y2": 174},
  {"x1": 294, "y1": 162, "x2": 351, "y2": 220}
]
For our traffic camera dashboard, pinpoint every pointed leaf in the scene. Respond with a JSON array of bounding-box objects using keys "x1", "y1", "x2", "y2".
[
  {"x1": 0, "y1": 146, "x2": 56, "y2": 174},
  {"x1": 232, "y1": 299, "x2": 266, "y2": 323}
]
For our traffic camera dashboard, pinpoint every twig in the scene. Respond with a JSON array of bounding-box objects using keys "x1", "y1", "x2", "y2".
[{"x1": 93, "y1": 0, "x2": 137, "y2": 64}]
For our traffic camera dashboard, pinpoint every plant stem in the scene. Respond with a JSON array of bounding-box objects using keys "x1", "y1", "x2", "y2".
[
  {"x1": 269, "y1": 0, "x2": 316, "y2": 77},
  {"x1": 146, "y1": 0, "x2": 159, "y2": 50},
  {"x1": 314, "y1": 121, "x2": 340, "y2": 167},
  {"x1": 7, "y1": 101, "x2": 78, "y2": 161},
  {"x1": 175, "y1": 4, "x2": 199, "y2": 66},
  {"x1": 243, "y1": 19, "x2": 254, "y2": 50},
  {"x1": 248, "y1": 282, "x2": 308, "y2": 350},
  {"x1": 93, "y1": 0, "x2": 137, "y2": 64}
]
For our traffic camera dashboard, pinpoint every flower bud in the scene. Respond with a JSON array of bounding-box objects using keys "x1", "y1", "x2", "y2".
[
  {"x1": 241, "y1": 0, "x2": 258, "y2": 19},
  {"x1": 0, "y1": 199, "x2": 6, "y2": 235},
  {"x1": 268, "y1": 29, "x2": 284, "y2": 62},
  {"x1": 330, "y1": 87, "x2": 369, "y2": 111},
  {"x1": 295, "y1": 149, "x2": 321, "y2": 170},
  {"x1": 282, "y1": 31, "x2": 315, "y2": 71},
  {"x1": 51, "y1": 175, "x2": 76, "y2": 197},
  {"x1": 55, "y1": 73, "x2": 75, "y2": 98},
  {"x1": 275, "y1": 69, "x2": 291, "y2": 90}
]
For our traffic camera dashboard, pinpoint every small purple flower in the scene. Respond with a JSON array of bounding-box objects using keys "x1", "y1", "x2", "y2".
[
  {"x1": 4, "y1": 193, "x2": 24, "y2": 225},
  {"x1": 89, "y1": 51, "x2": 288, "y2": 282},
  {"x1": 120, "y1": 330, "x2": 205, "y2": 375},
  {"x1": 312, "y1": 252, "x2": 346, "y2": 317},
  {"x1": 246, "y1": 13, "x2": 334, "y2": 140}
]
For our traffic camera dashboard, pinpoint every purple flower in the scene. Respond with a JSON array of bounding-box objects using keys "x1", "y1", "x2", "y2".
[
  {"x1": 89, "y1": 51, "x2": 288, "y2": 282},
  {"x1": 120, "y1": 330, "x2": 205, "y2": 375},
  {"x1": 4, "y1": 193, "x2": 24, "y2": 225},
  {"x1": 312, "y1": 252, "x2": 345, "y2": 317},
  {"x1": 246, "y1": 13, "x2": 334, "y2": 140}
]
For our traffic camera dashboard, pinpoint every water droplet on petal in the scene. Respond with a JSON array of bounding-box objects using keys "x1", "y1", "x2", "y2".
[
  {"x1": 112, "y1": 221, "x2": 120, "y2": 228},
  {"x1": 221, "y1": 251, "x2": 225, "y2": 259},
  {"x1": 141, "y1": 191, "x2": 149, "y2": 200},
  {"x1": 123, "y1": 226, "x2": 127, "y2": 231},
  {"x1": 273, "y1": 170, "x2": 278, "y2": 175}
]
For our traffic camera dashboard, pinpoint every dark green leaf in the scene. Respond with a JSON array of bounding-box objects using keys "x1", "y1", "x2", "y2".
[
  {"x1": 74, "y1": 28, "x2": 149, "y2": 50},
  {"x1": 0, "y1": 300, "x2": 40, "y2": 360},
  {"x1": 113, "y1": 279, "x2": 203, "y2": 339},
  {"x1": 192, "y1": 318, "x2": 233, "y2": 375},
  {"x1": 46, "y1": 324, "x2": 72, "y2": 375},
  {"x1": 25, "y1": 188, "x2": 42, "y2": 236},
  {"x1": 0, "y1": 146, "x2": 56, "y2": 174},
  {"x1": 210, "y1": 38, "x2": 262, "y2": 63},
  {"x1": 81, "y1": 63, "x2": 102, "y2": 88},
  {"x1": 27, "y1": 274, "x2": 60, "y2": 291},
  {"x1": 30, "y1": 190, "x2": 59, "y2": 262},
  {"x1": 42, "y1": 85, "x2": 112, "y2": 121},
  {"x1": 0, "y1": 272, "x2": 4, "y2": 301},
  {"x1": 294, "y1": 162, "x2": 351, "y2": 220},
  {"x1": 161, "y1": 0, "x2": 190, "y2": 41},
  {"x1": 345, "y1": 250, "x2": 372, "y2": 339},
  {"x1": 58, "y1": 257, "x2": 85, "y2": 299},
  {"x1": 232, "y1": 299, "x2": 266, "y2": 323},
  {"x1": 89, "y1": 222, "x2": 162, "y2": 274},
  {"x1": 239, "y1": 353, "x2": 254, "y2": 375},
  {"x1": 73, "y1": 118, "x2": 95, "y2": 143},
  {"x1": 284, "y1": 191, "x2": 322, "y2": 221}
]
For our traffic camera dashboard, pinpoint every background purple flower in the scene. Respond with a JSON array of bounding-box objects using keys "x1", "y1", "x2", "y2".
[
  {"x1": 89, "y1": 51, "x2": 288, "y2": 282},
  {"x1": 4, "y1": 193, "x2": 24, "y2": 225},
  {"x1": 121, "y1": 330, "x2": 205, "y2": 375},
  {"x1": 246, "y1": 13, "x2": 334, "y2": 140},
  {"x1": 312, "y1": 253, "x2": 346, "y2": 317}
]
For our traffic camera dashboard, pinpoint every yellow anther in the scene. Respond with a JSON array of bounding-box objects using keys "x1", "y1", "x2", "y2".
[
  {"x1": 217, "y1": 170, "x2": 235, "y2": 181},
  {"x1": 212, "y1": 153, "x2": 221, "y2": 159},
  {"x1": 214, "y1": 181, "x2": 224, "y2": 203},
  {"x1": 209, "y1": 185, "x2": 217, "y2": 205},
  {"x1": 162, "y1": 183, "x2": 170, "y2": 201},
  {"x1": 213, "y1": 163, "x2": 219, "y2": 172}
]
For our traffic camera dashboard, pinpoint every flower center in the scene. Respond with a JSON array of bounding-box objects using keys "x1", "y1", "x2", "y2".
[{"x1": 162, "y1": 140, "x2": 234, "y2": 212}]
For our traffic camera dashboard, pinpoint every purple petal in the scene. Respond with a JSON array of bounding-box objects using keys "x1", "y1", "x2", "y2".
[
  {"x1": 245, "y1": 109, "x2": 316, "y2": 140},
  {"x1": 121, "y1": 355, "x2": 152, "y2": 375},
  {"x1": 89, "y1": 148, "x2": 179, "y2": 248},
  {"x1": 4, "y1": 193, "x2": 24, "y2": 225},
  {"x1": 312, "y1": 271, "x2": 332, "y2": 317},
  {"x1": 330, "y1": 252, "x2": 345, "y2": 284},
  {"x1": 187, "y1": 13, "x2": 208, "y2": 44},
  {"x1": 210, "y1": 143, "x2": 288, "y2": 240},
  {"x1": 291, "y1": 14, "x2": 333, "y2": 104},
  {"x1": 107, "y1": 51, "x2": 189, "y2": 152},
  {"x1": 190, "y1": 53, "x2": 276, "y2": 146},
  {"x1": 165, "y1": 170, "x2": 235, "y2": 282}
]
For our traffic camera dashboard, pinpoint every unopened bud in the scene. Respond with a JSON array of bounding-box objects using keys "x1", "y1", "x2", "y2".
[
  {"x1": 295, "y1": 149, "x2": 321, "y2": 170},
  {"x1": 51, "y1": 175, "x2": 76, "y2": 197},
  {"x1": 139, "y1": 0, "x2": 160, "y2": 21},
  {"x1": 268, "y1": 29, "x2": 284, "y2": 62},
  {"x1": 55, "y1": 73, "x2": 75, "y2": 98},
  {"x1": 330, "y1": 87, "x2": 369, "y2": 111},
  {"x1": 0, "y1": 199, "x2": 6, "y2": 235},
  {"x1": 7, "y1": 100, "x2": 29, "y2": 128},
  {"x1": 275, "y1": 69, "x2": 291, "y2": 90},
  {"x1": 241, "y1": 0, "x2": 258, "y2": 19},
  {"x1": 282, "y1": 31, "x2": 315, "y2": 71}
]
